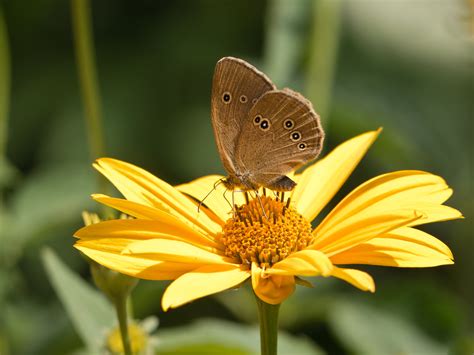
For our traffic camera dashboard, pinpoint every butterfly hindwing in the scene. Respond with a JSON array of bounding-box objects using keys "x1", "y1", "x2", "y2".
[{"x1": 234, "y1": 89, "x2": 324, "y2": 189}]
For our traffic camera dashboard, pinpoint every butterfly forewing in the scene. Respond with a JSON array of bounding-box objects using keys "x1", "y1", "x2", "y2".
[
  {"x1": 211, "y1": 57, "x2": 275, "y2": 175},
  {"x1": 234, "y1": 89, "x2": 324, "y2": 188}
]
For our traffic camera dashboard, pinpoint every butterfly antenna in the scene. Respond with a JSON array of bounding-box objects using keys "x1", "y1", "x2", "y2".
[{"x1": 198, "y1": 178, "x2": 224, "y2": 213}]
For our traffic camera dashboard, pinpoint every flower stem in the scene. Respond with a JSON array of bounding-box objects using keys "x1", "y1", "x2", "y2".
[
  {"x1": 0, "y1": 6, "x2": 10, "y2": 212},
  {"x1": 263, "y1": 0, "x2": 310, "y2": 86},
  {"x1": 306, "y1": 0, "x2": 342, "y2": 125},
  {"x1": 255, "y1": 295, "x2": 280, "y2": 355},
  {"x1": 0, "y1": 6, "x2": 10, "y2": 164},
  {"x1": 113, "y1": 294, "x2": 132, "y2": 355},
  {"x1": 70, "y1": 0, "x2": 107, "y2": 192}
]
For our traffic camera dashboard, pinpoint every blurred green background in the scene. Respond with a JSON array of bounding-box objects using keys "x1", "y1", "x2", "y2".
[{"x1": 0, "y1": 0, "x2": 472, "y2": 354}]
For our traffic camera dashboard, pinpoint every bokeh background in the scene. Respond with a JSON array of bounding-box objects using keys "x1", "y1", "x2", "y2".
[{"x1": 0, "y1": 0, "x2": 472, "y2": 354}]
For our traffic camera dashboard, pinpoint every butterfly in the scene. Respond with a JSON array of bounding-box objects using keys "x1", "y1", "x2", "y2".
[{"x1": 211, "y1": 57, "x2": 324, "y2": 192}]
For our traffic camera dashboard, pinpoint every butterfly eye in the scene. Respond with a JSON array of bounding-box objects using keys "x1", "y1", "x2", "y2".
[
  {"x1": 259, "y1": 119, "x2": 270, "y2": 131},
  {"x1": 283, "y1": 119, "x2": 294, "y2": 130},
  {"x1": 290, "y1": 131, "x2": 301, "y2": 142},
  {"x1": 239, "y1": 95, "x2": 248, "y2": 103},
  {"x1": 222, "y1": 92, "x2": 232, "y2": 104},
  {"x1": 254, "y1": 115, "x2": 262, "y2": 125},
  {"x1": 298, "y1": 143, "x2": 307, "y2": 151}
]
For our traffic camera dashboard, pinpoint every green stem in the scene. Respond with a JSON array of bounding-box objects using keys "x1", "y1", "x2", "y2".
[
  {"x1": 70, "y1": 0, "x2": 107, "y2": 192},
  {"x1": 263, "y1": 0, "x2": 309, "y2": 87},
  {"x1": 0, "y1": 7, "x2": 10, "y2": 163},
  {"x1": 113, "y1": 294, "x2": 133, "y2": 355},
  {"x1": 306, "y1": 0, "x2": 342, "y2": 125},
  {"x1": 0, "y1": 9, "x2": 10, "y2": 313},
  {"x1": 255, "y1": 295, "x2": 280, "y2": 355}
]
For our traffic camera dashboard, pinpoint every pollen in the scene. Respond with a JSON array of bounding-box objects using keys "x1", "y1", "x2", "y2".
[{"x1": 219, "y1": 195, "x2": 314, "y2": 268}]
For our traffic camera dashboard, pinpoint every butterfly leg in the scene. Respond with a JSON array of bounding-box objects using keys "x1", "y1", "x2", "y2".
[
  {"x1": 198, "y1": 178, "x2": 225, "y2": 213},
  {"x1": 222, "y1": 188, "x2": 234, "y2": 212},
  {"x1": 272, "y1": 190, "x2": 279, "y2": 199},
  {"x1": 231, "y1": 189, "x2": 237, "y2": 216}
]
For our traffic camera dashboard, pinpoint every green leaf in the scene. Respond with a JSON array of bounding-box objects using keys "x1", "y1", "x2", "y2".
[
  {"x1": 328, "y1": 298, "x2": 447, "y2": 355},
  {"x1": 0, "y1": 156, "x2": 17, "y2": 190},
  {"x1": 8, "y1": 163, "x2": 95, "y2": 251},
  {"x1": 155, "y1": 318, "x2": 324, "y2": 355},
  {"x1": 41, "y1": 247, "x2": 115, "y2": 352}
]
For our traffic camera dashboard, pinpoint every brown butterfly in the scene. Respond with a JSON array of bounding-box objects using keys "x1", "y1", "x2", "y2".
[{"x1": 211, "y1": 57, "x2": 324, "y2": 192}]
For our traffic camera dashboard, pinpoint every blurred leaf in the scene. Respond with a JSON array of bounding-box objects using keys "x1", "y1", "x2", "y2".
[
  {"x1": 451, "y1": 334, "x2": 474, "y2": 355},
  {"x1": 41, "y1": 247, "x2": 115, "y2": 352},
  {"x1": 0, "y1": 210, "x2": 13, "y2": 266},
  {"x1": 344, "y1": 0, "x2": 470, "y2": 72},
  {"x1": 155, "y1": 318, "x2": 324, "y2": 355},
  {"x1": 374, "y1": 278, "x2": 466, "y2": 342},
  {"x1": 7, "y1": 163, "x2": 95, "y2": 256},
  {"x1": 328, "y1": 298, "x2": 447, "y2": 354},
  {"x1": 0, "y1": 156, "x2": 17, "y2": 189},
  {"x1": 4, "y1": 301, "x2": 77, "y2": 355}
]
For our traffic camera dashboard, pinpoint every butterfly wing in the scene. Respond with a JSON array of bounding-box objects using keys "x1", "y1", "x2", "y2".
[
  {"x1": 234, "y1": 89, "x2": 324, "y2": 189},
  {"x1": 211, "y1": 57, "x2": 275, "y2": 176}
]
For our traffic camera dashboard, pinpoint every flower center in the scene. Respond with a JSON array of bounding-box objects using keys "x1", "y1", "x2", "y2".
[{"x1": 219, "y1": 195, "x2": 313, "y2": 268}]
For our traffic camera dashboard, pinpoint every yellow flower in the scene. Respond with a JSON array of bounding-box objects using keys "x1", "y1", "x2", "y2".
[{"x1": 74, "y1": 129, "x2": 462, "y2": 310}]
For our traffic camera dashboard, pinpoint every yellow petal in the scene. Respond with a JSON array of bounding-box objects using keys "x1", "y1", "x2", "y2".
[
  {"x1": 331, "y1": 267, "x2": 375, "y2": 292},
  {"x1": 92, "y1": 194, "x2": 195, "y2": 225},
  {"x1": 316, "y1": 170, "x2": 456, "y2": 237},
  {"x1": 292, "y1": 129, "x2": 381, "y2": 221},
  {"x1": 162, "y1": 264, "x2": 250, "y2": 310},
  {"x1": 176, "y1": 175, "x2": 245, "y2": 223},
  {"x1": 266, "y1": 250, "x2": 333, "y2": 277},
  {"x1": 124, "y1": 239, "x2": 234, "y2": 265},
  {"x1": 405, "y1": 203, "x2": 463, "y2": 227},
  {"x1": 75, "y1": 245, "x2": 193, "y2": 280},
  {"x1": 385, "y1": 227, "x2": 453, "y2": 257},
  {"x1": 313, "y1": 170, "x2": 462, "y2": 254},
  {"x1": 76, "y1": 237, "x2": 134, "y2": 254},
  {"x1": 94, "y1": 158, "x2": 220, "y2": 236},
  {"x1": 252, "y1": 263, "x2": 295, "y2": 305},
  {"x1": 91, "y1": 194, "x2": 222, "y2": 246},
  {"x1": 313, "y1": 211, "x2": 423, "y2": 256},
  {"x1": 329, "y1": 227, "x2": 454, "y2": 267},
  {"x1": 75, "y1": 218, "x2": 220, "y2": 251}
]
